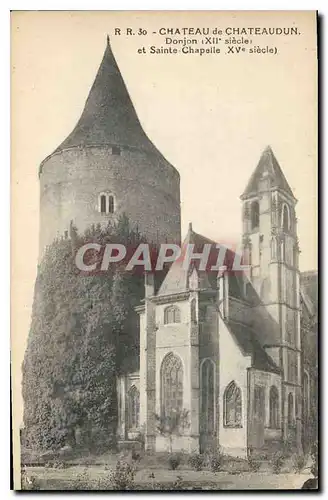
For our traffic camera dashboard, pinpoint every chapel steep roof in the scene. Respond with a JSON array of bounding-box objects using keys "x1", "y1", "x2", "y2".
[
  {"x1": 157, "y1": 223, "x2": 223, "y2": 296},
  {"x1": 53, "y1": 37, "x2": 165, "y2": 157},
  {"x1": 241, "y1": 146, "x2": 295, "y2": 200}
]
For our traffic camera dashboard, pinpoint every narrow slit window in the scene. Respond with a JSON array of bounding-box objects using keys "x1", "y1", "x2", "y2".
[
  {"x1": 251, "y1": 201, "x2": 259, "y2": 230},
  {"x1": 100, "y1": 195, "x2": 107, "y2": 214},
  {"x1": 282, "y1": 204, "x2": 290, "y2": 232},
  {"x1": 108, "y1": 195, "x2": 114, "y2": 214}
]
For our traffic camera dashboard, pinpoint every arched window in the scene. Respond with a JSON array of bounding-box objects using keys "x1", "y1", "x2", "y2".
[
  {"x1": 282, "y1": 204, "x2": 290, "y2": 232},
  {"x1": 161, "y1": 353, "x2": 183, "y2": 418},
  {"x1": 164, "y1": 305, "x2": 181, "y2": 325},
  {"x1": 269, "y1": 386, "x2": 279, "y2": 429},
  {"x1": 128, "y1": 386, "x2": 140, "y2": 430},
  {"x1": 201, "y1": 359, "x2": 215, "y2": 434},
  {"x1": 224, "y1": 381, "x2": 242, "y2": 427},
  {"x1": 288, "y1": 392, "x2": 294, "y2": 427},
  {"x1": 251, "y1": 201, "x2": 260, "y2": 230},
  {"x1": 190, "y1": 299, "x2": 197, "y2": 324},
  {"x1": 100, "y1": 194, "x2": 107, "y2": 214},
  {"x1": 108, "y1": 195, "x2": 114, "y2": 214}
]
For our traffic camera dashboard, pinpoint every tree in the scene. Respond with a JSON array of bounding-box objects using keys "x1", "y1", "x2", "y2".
[{"x1": 22, "y1": 215, "x2": 144, "y2": 451}]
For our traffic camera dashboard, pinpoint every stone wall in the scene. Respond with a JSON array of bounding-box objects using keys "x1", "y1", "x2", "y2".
[
  {"x1": 218, "y1": 319, "x2": 251, "y2": 458},
  {"x1": 39, "y1": 145, "x2": 181, "y2": 253}
]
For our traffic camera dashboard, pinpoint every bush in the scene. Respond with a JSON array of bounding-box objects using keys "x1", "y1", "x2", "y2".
[
  {"x1": 247, "y1": 446, "x2": 261, "y2": 472},
  {"x1": 21, "y1": 470, "x2": 40, "y2": 491},
  {"x1": 292, "y1": 454, "x2": 306, "y2": 474},
  {"x1": 205, "y1": 445, "x2": 223, "y2": 472},
  {"x1": 131, "y1": 446, "x2": 142, "y2": 462},
  {"x1": 282, "y1": 438, "x2": 294, "y2": 458},
  {"x1": 71, "y1": 468, "x2": 91, "y2": 490},
  {"x1": 173, "y1": 475, "x2": 184, "y2": 490},
  {"x1": 109, "y1": 460, "x2": 136, "y2": 490},
  {"x1": 247, "y1": 455, "x2": 261, "y2": 472},
  {"x1": 168, "y1": 453, "x2": 182, "y2": 470},
  {"x1": 271, "y1": 452, "x2": 285, "y2": 474},
  {"x1": 53, "y1": 460, "x2": 67, "y2": 469},
  {"x1": 310, "y1": 441, "x2": 318, "y2": 478},
  {"x1": 188, "y1": 453, "x2": 204, "y2": 471},
  {"x1": 208, "y1": 454, "x2": 222, "y2": 472},
  {"x1": 136, "y1": 424, "x2": 146, "y2": 449},
  {"x1": 148, "y1": 472, "x2": 157, "y2": 490}
]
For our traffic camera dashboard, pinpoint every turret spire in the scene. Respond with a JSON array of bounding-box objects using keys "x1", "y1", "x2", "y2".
[
  {"x1": 241, "y1": 146, "x2": 295, "y2": 200},
  {"x1": 53, "y1": 39, "x2": 161, "y2": 156}
]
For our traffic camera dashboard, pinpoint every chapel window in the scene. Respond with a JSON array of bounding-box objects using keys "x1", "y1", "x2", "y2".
[
  {"x1": 161, "y1": 353, "x2": 183, "y2": 418},
  {"x1": 128, "y1": 386, "x2": 140, "y2": 430},
  {"x1": 164, "y1": 305, "x2": 181, "y2": 325},
  {"x1": 224, "y1": 381, "x2": 242, "y2": 427}
]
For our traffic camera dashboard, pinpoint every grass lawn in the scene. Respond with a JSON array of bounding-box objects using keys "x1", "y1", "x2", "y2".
[{"x1": 22, "y1": 450, "x2": 313, "y2": 490}]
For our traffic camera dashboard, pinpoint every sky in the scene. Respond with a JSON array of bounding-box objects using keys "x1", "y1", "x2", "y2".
[{"x1": 11, "y1": 11, "x2": 317, "y2": 426}]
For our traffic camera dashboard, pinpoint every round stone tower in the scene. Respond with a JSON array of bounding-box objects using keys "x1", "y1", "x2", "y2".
[{"x1": 39, "y1": 38, "x2": 181, "y2": 254}]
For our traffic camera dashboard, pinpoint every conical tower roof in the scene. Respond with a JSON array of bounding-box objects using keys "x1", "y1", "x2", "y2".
[
  {"x1": 241, "y1": 146, "x2": 295, "y2": 199},
  {"x1": 54, "y1": 37, "x2": 163, "y2": 156}
]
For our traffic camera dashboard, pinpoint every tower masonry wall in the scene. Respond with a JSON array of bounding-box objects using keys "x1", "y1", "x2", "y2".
[{"x1": 39, "y1": 145, "x2": 181, "y2": 253}]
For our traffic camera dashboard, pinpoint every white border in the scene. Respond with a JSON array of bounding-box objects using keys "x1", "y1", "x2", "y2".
[{"x1": 4, "y1": 3, "x2": 324, "y2": 498}]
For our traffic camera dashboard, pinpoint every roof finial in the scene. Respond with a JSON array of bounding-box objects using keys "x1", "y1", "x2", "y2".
[
  {"x1": 188, "y1": 222, "x2": 193, "y2": 232},
  {"x1": 107, "y1": 34, "x2": 110, "y2": 45}
]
